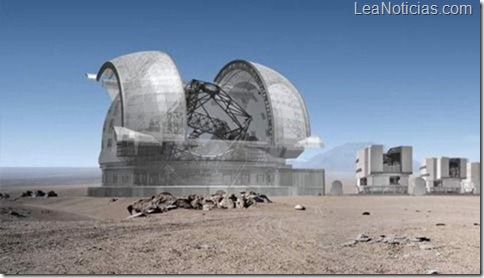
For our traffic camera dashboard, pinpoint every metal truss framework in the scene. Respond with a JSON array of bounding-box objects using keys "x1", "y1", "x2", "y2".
[{"x1": 184, "y1": 79, "x2": 253, "y2": 141}]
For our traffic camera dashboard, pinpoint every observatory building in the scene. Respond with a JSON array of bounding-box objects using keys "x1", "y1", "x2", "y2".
[
  {"x1": 462, "y1": 162, "x2": 481, "y2": 194},
  {"x1": 355, "y1": 144, "x2": 413, "y2": 194},
  {"x1": 419, "y1": 157, "x2": 468, "y2": 194},
  {"x1": 87, "y1": 51, "x2": 324, "y2": 197}
]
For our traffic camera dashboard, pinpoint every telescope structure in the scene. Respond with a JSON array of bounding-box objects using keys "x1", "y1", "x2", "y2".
[{"x1": 87, "y1": 51, "x2": 324, "y2": 197}]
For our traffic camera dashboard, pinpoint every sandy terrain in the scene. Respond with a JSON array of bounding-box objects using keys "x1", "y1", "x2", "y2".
[{"x1": 0, "y1": 186, "x2": 480, "y2": 274}]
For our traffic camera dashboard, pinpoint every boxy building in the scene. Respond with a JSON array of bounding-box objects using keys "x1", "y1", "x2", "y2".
[
  {"x1": 355, "y1": 145, "x2": 413, "y2": 194},
  {"x1": 419, "y1": 157, "x2": 468, "y2": 194},
  {"x1": 461, "y1": 162, "x2": 480, "y2": 194}
]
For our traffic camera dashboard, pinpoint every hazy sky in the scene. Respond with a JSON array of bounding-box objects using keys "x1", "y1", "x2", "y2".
[{"x1": 0, "y1": 0, "x2": 480, "y2": 167}]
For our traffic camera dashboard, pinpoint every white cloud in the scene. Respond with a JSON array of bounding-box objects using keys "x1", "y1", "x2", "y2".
[{"x1": 296, "y1": 135, "x2": 324, "y2": 149}]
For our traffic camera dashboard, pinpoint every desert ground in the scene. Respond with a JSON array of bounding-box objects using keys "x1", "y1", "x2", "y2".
[{"x1": 0, "y1": 185, "x2": 480, "y2": 274}]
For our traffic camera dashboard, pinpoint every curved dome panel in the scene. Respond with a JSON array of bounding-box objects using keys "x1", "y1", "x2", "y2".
[
  {"x1": 99, "y1": 96, "x2": 122, "y2": 165},
  {"x1": 251, "y1": 62, "x2": 311, "y2": 145},
  {"x1": 214, "y1": 60, "x2": 310, "y2": 147},
  {"x1": 97, "y1": 51, "x2": 186, "y2": 143}
]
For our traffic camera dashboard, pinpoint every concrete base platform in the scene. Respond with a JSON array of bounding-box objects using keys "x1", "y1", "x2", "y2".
[
  {"x1": 357, "y1": 185, "x2": 408, "y2": 195},
  {"x1": 88, "y1": 185, "x2": 324, "y2": 197},
  {"x1": 427, "y1": 187, "x2": 461, "y2": 194}
]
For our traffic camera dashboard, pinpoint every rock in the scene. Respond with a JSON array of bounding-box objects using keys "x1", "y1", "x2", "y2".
[
  {"x1": 195, "y1": 244, "x2": 210, "y2": 250},
  {"x1": 426, "y1": 269, "x2": 439, "y2": 274},
  {"x1": 166, "y1": 205, "x2": 177, "y2": 211},
  {"x1": 235, "y1": 195, "x2": 245, "y2": 209},
  {"x1": 127, "y1": 204, "x2": 134, "y2": 215},
  {"x1": 375, "y1": 235, "x2": 386, "y2": 242},
  {"x1": 210, "y1": 194, "x2": 224, "y2": 205},
  {"x1": 294, "y1": 204, "x2": 305, "y2": 210},
  {"x1": 259, "y1": 194, "x2": 272, "y2": 203},
  {"x1": 109, "y1": 198, "x2": 118, "y2": 202},
  {"x1": 127, "y1": 199, "x2": 148, "y2": 215},
  {"x1": 126, "y1": 212, "x2": 147, "y2": 219},
  {"x1": 473, "y1": 223, "x2": 480, "y2": 226},
  {"x1": 244, "y1": 191, "x2": 271, "y2": 203},
  {"x1": 244, "y1": 197, "x2": 256, "y2": 208},
  {"x1": 244, "y1": 191, "x2": 257, "y2": 198},
  {"x1": 342, "y1": 240, "x2": 357, "y2": 247},
  {"x1": 236, "y1": 191, "x2": 272, "y2": 205},
  {"x1": 189, "y1": 195, "x2": 203, "y2": 210},
  {"x1": 21, "y1": 190, "x2": 33, "y2": 197},
  {"x1": 0, "y1": 193, "x2": 9, "y2": 199},
  {"x1": 202, "y1": 203, "x2": 213, "y2": 211},
  {"x1": 435, "y1": 223, "x2": 445, "y2": 226},
  {"x1": 218, "y1": 197, "x2": 235, "y2": 209},
  {"x1": 420, "y1": 244, "x2": 434, "y2": 250},
  {"x1": 34, "y1": 190, "x2": 46, "y2": 197},
  {"x1": 362, "y1": 211, "x2": 370, "y2": 215},
  {"x1": 47, "y1": 190, "x2": 58, "y2": 197},
  {"x1": 413, "y1": 236, "x2": 431, "y2": 242},
  {"x1": 250, "y1": 195, "x2": 266, "y2": 203},
  {"x1": 355, "y1": 234, "x2": 371, "y2": 242},
  {"x1": 383, "y1": 236, "x2": 407, "y2": 245},
  {"x1": 173, "y1": 198, "x2": 193, "y2": 209},
  {"x1": 145, "y1": 205, "x2": 167, "y2": 214},
  {"x1": 202, "y1": 199, "x2": 215, "y2": 211},
  {"x1": 152, "y1": 192, "x2": 176, "y2": 205},
  {"x1": 214, "y1": 190, "x2": 226, "y2": 196},
  {"x1": 9, "y1": 210, "x2": 25, "y2": 218}
]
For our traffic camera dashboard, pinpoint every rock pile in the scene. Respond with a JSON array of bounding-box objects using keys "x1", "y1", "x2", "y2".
[
  {"x1": 342, "y1": 234, "x2": 433, "y2": 248},
  {"x1": 0, "y1": 193, "x2": 10, "y2": 199},
  {"x1": 19, "y1": 190, "x2": 58, "y2": 198},
  {"x1": 127, "y1": 191, "x2": 272, "y2": 216}
]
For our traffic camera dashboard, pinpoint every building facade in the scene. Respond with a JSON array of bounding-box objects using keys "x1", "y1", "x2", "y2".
[
  {"x1": 355, "y1": 145, "x2": 413, "y2": 194},
  {"x1": 419, "y1": 157, "x2": 468, "y2": 194}
]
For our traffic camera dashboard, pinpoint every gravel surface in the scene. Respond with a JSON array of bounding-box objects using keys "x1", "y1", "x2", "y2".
[{"x1": 0, "y1": 193, "x2": 480, "y2": 274}]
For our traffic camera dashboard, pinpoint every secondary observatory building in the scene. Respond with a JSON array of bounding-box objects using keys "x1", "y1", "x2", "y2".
[
  {"x1": 419, "y1": 157, "x2": 468, "y2": 194},
  {"x1": 462, "y1": 162, "x2": 480, "y2": 194},
  {"x1": 87, "y1": 51, "x2": 324, "y2": 197},
  {"x1": 355, "y1": 144, "x2": 413, "y2": 194}
]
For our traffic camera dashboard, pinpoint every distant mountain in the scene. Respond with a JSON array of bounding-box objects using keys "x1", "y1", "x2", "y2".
[
  {"x1": 0, "y1": 167, "x2": 101, "y2": 187},
  {"x1": 291, "y1": 142, "x2": 374, "y2": 171},
  {"x1": 291, "y1": 142, "x2": 421, "y2": 174}
]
